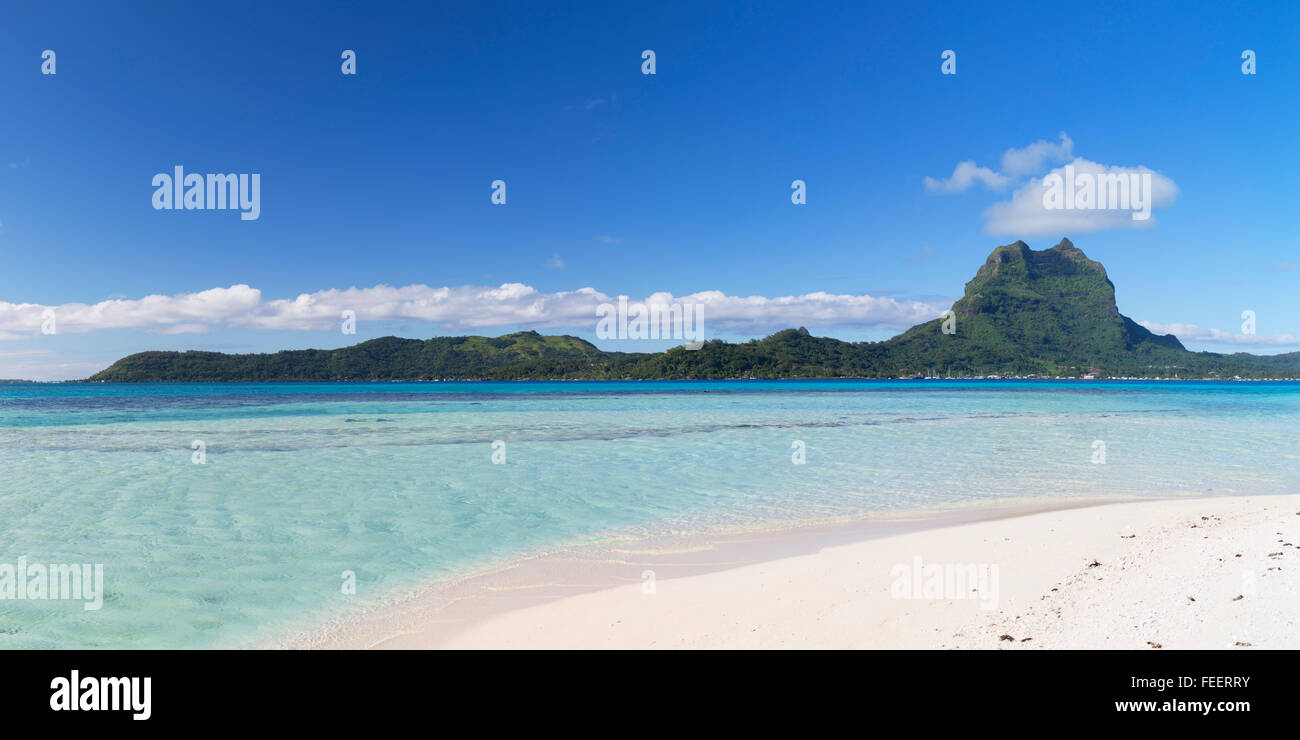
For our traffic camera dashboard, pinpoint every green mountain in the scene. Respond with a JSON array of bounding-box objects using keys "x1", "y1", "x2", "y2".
[
  {"x1": 869, "y1": 238, "x2": 1190, "y2": 377},
  {"x1": 87, "y1": 239, "x2": 1300, "y2": 381},
  {"x1": 88, "y1": 332, "x2": 640, "y2": 382}
]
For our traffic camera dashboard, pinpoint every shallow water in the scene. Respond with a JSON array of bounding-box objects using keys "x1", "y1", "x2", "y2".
[{"x1": 1, "y1": 379, "x2": 1297, "y2": 648}]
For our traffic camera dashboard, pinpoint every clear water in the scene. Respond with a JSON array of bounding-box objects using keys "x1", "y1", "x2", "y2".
[{"x1": 2, "y1": 379, "x2": 1298, "y2": 648}]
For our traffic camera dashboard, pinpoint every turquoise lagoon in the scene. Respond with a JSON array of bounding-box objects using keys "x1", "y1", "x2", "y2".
[{"x1": 2, "y1": 379, "x2": 1298, "y2": 648}]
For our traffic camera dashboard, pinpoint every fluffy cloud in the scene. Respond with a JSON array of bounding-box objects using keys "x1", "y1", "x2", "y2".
[
  {"x1": 924, "y1": 133, "x2": 1074, "y2": 192},
  {"x1": 1139, "y1": 321, "x2": 1300, "y2": 347},
  {"x1": 923, "y1": 161, "x2": 1008, "y2": 193},
  {"x1": 0, "y1": 283, "x2": 948, "y2": 339},
  {"x1": 0, "y1": 286, "x2": 264, "y2": 336},
  {"x1": 925, "y1": 134, "x2": 1177, "y2": 235},
  {"x1": 984, "y1": 158, "x2": 1178, "y2": 236},
  {"x1": 999, "y1": 132, "x2": 1075, "y2": 177}
]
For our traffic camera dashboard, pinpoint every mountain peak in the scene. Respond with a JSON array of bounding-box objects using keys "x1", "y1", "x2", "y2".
[
  {"x1": 1046, "y1": 236, "x2": 1096, "y2": 265},
  {"x1": 973, "y1": 238, "x2": 1106, "y2": 286},
  {"x1": 960, "y1": 240, "x2": 1112, "y2": 316},
  {"x1": 877, "y1": 237, "x2": 1187, "y2": 375}
]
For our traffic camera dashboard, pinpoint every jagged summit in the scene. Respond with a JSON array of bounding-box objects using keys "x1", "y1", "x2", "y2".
[{"x1": 885, "y1": 239, "x2": 1185, "y2": 375}]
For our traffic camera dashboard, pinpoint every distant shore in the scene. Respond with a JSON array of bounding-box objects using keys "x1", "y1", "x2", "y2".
[
  {"x1": 42, "y1": 376, "x2": 1300, "y2": 384},
  {"x1": 297, "y1": 493, "x2": 1300, "y2": 649}
]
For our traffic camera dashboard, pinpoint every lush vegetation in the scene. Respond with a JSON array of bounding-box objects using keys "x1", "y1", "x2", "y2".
[
  {"x1": 87, "y1": 240, "x2": 1300, "y2": 381},
  {"x1": 87, "y1": 332, "x2": 639, "y2": 381}
]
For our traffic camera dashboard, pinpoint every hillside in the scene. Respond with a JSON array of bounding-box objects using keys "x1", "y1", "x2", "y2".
[
  {"x1": 874, "y1": 238, "x2": 1190, "y2": 376},
  {"x1": 88, "y1": 332, "x2": 642, "y2": 382},
  {"x1": 87, "y1": 239, "x2": 1300, "y2": 381}
]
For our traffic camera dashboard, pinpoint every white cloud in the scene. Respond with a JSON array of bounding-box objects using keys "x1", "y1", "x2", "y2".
[
  {"x1": 0, "y1": 284, "x2": 948, "y2": 339},
  {"x1": 146, "y1": 323, "x2": 215, "y2": 335},
  {"x1": 923, "y1": 161, "x2": 1008, "y2": 193},
  {"x1": 999, "y1": 132, "x2": 1074, "y2": 177},
  {"x1": 984, "y1": 158, "x2": 1178, "y2": 236},
  {"x1": 925, "y1": 132, "x2": 1074, "y2": 192},
  {"x1": 0, "y1": 286, "x2": 264, "y2": 337},
  {"x1": 925, "y1": 134, "x2": 1176, "y2": 236},
  {"x1": 546, "y1": 254, "x2": 565, "y2": 269},
  {"x1": 1140, "y1": 321, "x2": 1300, "y2": 347}
]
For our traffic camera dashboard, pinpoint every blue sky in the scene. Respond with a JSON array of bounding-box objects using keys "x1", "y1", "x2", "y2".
[{"x1": 1, "y1": 0, "x2": 1298, "y2": 378}]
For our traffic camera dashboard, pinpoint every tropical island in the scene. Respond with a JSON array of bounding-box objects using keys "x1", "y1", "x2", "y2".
[{"x1": 86, "y1": 239, "x2": 1300, "y2": 382}]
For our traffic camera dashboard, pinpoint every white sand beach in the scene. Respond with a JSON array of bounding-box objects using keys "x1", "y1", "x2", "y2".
[{"x1": 311, "y1": 494, "x2": 1300, "y2": 650}]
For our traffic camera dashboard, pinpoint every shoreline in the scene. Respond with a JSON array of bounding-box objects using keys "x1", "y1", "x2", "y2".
[
  {"x1": 44, "y1": 377, "x2": 1300, "y2": 384},
  {"x1": 292, "y1": 492, "x2": 1300, "y2": 649},
  {"x1": 285, "y1": 493, "x2": 1136, "y2": 649}
]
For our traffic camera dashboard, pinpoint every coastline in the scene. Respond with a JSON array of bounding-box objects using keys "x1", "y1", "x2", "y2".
[
  {"x1": 16, "y1": 378, "x2": 1300, "y2": 649},
  {"x1": 284, "y1": 495, "x2": 1120, "y2": 649},
  {"x1": 293, "y1": 492, "x2": 1300, "y2": 649},
  {"x1": 48, "y1": 377, "x2": 1300, "y2": 384},
  {"x1": 284, "y1": 494, "x2": 1300, "y2": 650}
]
